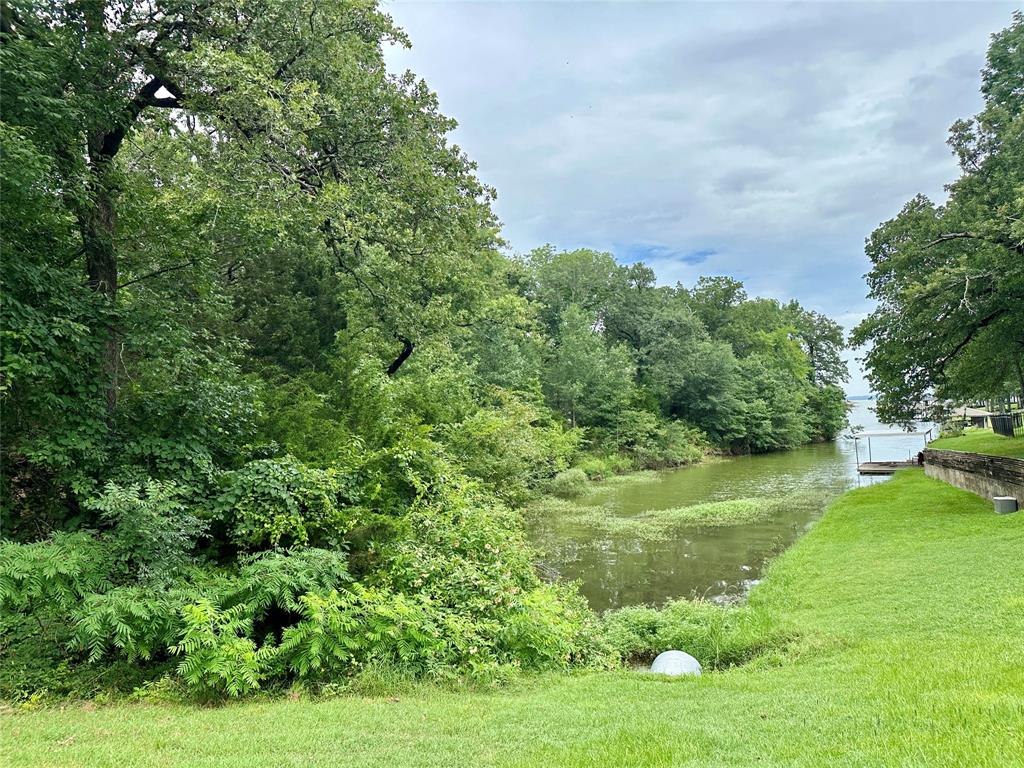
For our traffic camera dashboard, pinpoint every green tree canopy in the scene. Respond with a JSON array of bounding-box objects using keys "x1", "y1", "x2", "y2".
[
  {"x1": 1, "y1": 0, "x2": 856, "y2": 698},
  {"x1": 852, "y1": 12, "x2": 1024, "y2": 423}
]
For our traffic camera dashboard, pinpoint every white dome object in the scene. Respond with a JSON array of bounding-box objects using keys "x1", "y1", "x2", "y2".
[{"x1": 650, "y1": 650, "x2": 702, "y2": 676}]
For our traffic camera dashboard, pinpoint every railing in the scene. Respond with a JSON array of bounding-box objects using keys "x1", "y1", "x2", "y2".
[{"x1": 991, "y1": 412, "x2": 1024, "y2": 437}]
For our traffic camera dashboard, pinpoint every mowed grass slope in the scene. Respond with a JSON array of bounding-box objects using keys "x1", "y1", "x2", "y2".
[
  {"x1": 929, "y1": 427, "x2": 1024, "y2": 458},
  {"x1": 5, "y1": 471, "x2": 1024, "y2": 768}
]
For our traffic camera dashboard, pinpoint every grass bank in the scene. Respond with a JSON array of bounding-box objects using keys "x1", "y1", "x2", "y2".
[
  {"x1": 929, "y1": 427, "x2": 1024, "y2": 458},
  {"x1": 5, "y1": 471, "x2": 1023, "y2": 767}
]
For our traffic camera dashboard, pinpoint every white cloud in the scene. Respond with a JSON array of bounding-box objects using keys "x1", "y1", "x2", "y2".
[{"x1": 383, "y1": 0, "x2": 1019, "y2": 394}]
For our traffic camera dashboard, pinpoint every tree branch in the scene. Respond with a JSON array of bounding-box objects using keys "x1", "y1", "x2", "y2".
[
  {"x1": 140, "y1": 95, "x2": 181, "y2": 108},
  {"x1": 924, "y1": 232, "x2": 977, "y2": 248},
  {"x1": 95, "y1": 77, "x2": 183, "y2": 160},
  {"x1": 133, "y1": 76, "x2": 182, "y2": 110},
  {"x1": 935, "y1": 308, "x2": 1008, "y2": 372},
  {"x1": 386, "y1": 337, "x2": 415, "y2": 377},
  {"x1": 119, "y1": 260, "x2": 197, "y2": 289},
  {"x1": 924, "y1": 230, "x2": 1024, "y2": 256}
]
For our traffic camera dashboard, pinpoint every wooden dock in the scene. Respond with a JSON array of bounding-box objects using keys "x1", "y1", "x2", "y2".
[{"x1": 858, "y1": 461, "x2": 918, "y2": 475}]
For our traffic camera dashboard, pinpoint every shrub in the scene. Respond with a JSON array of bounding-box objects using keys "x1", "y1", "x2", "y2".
[
  {"x1": 0, "y1": 533, "x2": 110, "y2": 614},
  {"x1": 441, "y1": 394, "x2": 581, "y2": 504},
  {"x1": 217, "y1": 456, "x2": 357, "y2": 550},
  {"x1": 611, "y1": 409, "x2": 662, "y2": 456},
  {"x1": 72, "y1": 582, "x2": 214, "y2": 663},
  {"x1": 27, "y1": 472, "x2": 605, "y2": 697},
  {"x1": 375, "y1": 481, "x2": 599, "y2": 672},
  {"x1": 496, "y1": 583, "x2": 595, "y2": 669},
  {"x1": 611, "y1": 410, "x2": 707, "y2": 469},
  {"x1": 382, "y1": 484, "x2": 538, "y2": 612},
  {"x1": 89, "y1": 480, "x2": 205, "y2": 581},
  {"x1": 0, "y1": 452, "x2": 604, "y2": 699},
  {"x1": 546, "y1": 468, "x2": 590, "y2": 498},
  {"x1": 234, "y1": 548, "x2": 352, "y2": 613},
  {"x1": 173, "y1": 600, "x2": 276, "y2": 698},
  {"x1": 0, "y1": 613, "x2": 169, "y2": 703},
  {"x1": 940, "y1": 421, "x2": 965, "y2": 438},
  {"x1": 657, "y1": 421, "x2": 708, "y2": 466},
  {"x1": 278, "y1": 586, "x2": 444, "y2": 678},
  {"x1": 70, "y1": 549, "x2": 352, "y2": 667},
  {"x1": 599, "y1": 599, "x2": 780, "y2": 670},
  {"x1": 574, "y1": 453, "x2": 635, "y2": 480}
]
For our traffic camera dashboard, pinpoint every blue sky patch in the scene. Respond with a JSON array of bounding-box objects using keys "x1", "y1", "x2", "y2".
[{"x1": 617, "y1": 243, "x2": 717, "y2": 265}]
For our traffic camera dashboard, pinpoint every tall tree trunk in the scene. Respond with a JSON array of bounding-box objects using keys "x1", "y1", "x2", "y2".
[
  {"x1": 78, "y1": 3, "x2": 128, "y2": 417},
  {"x1": 81, "y1": 144, "x2": 120, "y2": 415}
]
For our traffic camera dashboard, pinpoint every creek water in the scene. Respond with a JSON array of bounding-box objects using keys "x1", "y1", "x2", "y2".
[{"x1": 527, "y1": 401, "x2": 934, "y2": 610}]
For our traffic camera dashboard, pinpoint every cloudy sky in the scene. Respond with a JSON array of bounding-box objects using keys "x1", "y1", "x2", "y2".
[{"x1": 384, "y1": 1, "x2": 1019, "y2": 394}]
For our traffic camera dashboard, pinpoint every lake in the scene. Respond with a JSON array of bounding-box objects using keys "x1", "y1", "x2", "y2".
[{"x1": 526, "y1": 401, "x2": 934, "y2": 610}]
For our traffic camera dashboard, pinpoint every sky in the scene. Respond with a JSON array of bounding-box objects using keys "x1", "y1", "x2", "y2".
[{"x1": 383, "y1": 1, "x2": 1020, "y2": 395}]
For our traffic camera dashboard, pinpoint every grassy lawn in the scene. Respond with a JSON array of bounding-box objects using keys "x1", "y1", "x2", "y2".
[
  {"x1": 929, "y1": 427, "x2": 1024, "y2": 459},
  {"x1": 5, "y1": 471, "x2": 1024, "y2": 767}
]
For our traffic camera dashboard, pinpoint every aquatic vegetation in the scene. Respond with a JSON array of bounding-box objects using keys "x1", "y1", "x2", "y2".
[
  {"x1": 585, "y1": 470, "x2": 662, "y2": 491},
  {"x1": 536, "y1": 489, "x2": 820, "y2": 541}
]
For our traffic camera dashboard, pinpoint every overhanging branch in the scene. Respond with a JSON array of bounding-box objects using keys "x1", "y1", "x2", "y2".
[
  {"x1": 924, "y1": 232, "x2": 977, "y2": 248},
  {"x1": 935, "y1": 308, "x2": 1008, "y2": 373}
]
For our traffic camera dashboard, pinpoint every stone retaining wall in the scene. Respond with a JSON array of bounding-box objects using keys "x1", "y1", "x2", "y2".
[{"x1": 922, "y1": 448, "x2": 1024, "y2": 505}]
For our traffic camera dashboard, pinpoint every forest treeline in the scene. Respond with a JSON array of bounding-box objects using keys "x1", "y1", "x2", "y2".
[{"x1": 1, "y1": 1, "x2": 847, "y2": 698}]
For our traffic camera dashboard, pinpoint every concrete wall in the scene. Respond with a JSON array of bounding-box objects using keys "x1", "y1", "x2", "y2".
[{"x1": 923, "y1": 449, "x2": 1024, "y2": 505}]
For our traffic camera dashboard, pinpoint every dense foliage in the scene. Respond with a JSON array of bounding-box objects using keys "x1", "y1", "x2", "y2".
[
  {"x1": 852, "y1": 12, "x2": 1024, "y2": 424},
  {"x1": 1, "y1": 0, "x2": 846, "y2": 698},
  {"x1": 524, "y1": 252, "x2": 849, "y2": 452}
]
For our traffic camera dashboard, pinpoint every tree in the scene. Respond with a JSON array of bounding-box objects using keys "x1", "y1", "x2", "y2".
[
  {"x1": 1, "y1": 3, "x2": 605, "y2": 690},
  {"x1": 662, "y1": 339, "x2": 746, "y2": 445},
  {"x1": 735, "y1": 354, "x2": 809, "y2": 452},
  {"x1": 2, "y1": 0, "x2": 504, "y2": 524},
  {"x1": 685, "y1": 276, "x2": 747, "y2": 337},
  {"x1": 518, "y1": 248, "x2": 849, "y2": 451},
  {"x1": 524, "y1": 246, "x2": 619, "y2": 336},
  {"x1": 2, "y1": 0, "x2": 498, "y2": 402},
  {"x1": 2, "y1": 0, "x2": 865, "y2": 698},
  {"x1": 542, "y1": 305, "x2": 635, "y2": 428},
  {"x1": 786, "y1": 303, "x2": 848, "y2": 388},
  {"x1": 803, "y1": 384, "x2": 849, "y2": 442},
  {"x1": 852, "y1": 12, "x2": 1024, "y2": 423}
]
